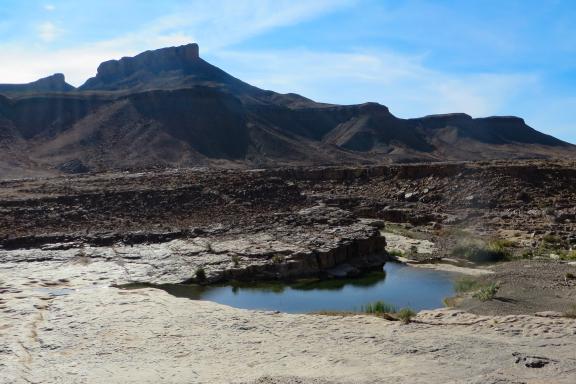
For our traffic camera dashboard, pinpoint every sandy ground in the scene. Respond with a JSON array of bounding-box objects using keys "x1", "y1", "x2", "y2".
[
  {"x1": 1, "y1": 262, "x2": 576, "y2": 384},
  {"x1": 457, "y1": 260, "x2": 576, "y2": 316}
]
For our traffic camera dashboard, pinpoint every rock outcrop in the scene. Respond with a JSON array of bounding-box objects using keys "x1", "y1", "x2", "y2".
[
  {"x1": 0, "y1": 73, "x2": 74, "y2": 94},
  {"x1": 81, "y1": 44, "x2": 202, "y2": 90},
  {"x1": 0, "y1": 206, "x2": 387, "y2": 285}
]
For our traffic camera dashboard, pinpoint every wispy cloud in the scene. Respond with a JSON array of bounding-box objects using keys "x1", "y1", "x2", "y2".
[
  {"x1": 37, "y1": 21, "x2": 62, "y2": 42},
  {"x1": 83, "y1": 0, "x2": 355, "y2": 56},
  {"x1": 145, "y1": 0, "x2": 354, "y2": 51},
  {"x1": 44, "y1": 4, "x2": 56, "y2": 12},
  {"x1": 1, "y1": 0, "x2": 353, "y2": 84},
  {"x1": 213, "y1": 49, "x2": 537, "y2": 117}
]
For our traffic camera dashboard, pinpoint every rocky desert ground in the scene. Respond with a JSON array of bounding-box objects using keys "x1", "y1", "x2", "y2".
[{"x1": 1, "y1": 160, "x2": 576, "y2": 383}]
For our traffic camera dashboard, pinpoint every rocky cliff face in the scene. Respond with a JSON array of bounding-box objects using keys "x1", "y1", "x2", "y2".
[
  {"x1": 0, "y1": 43, "x2": 573, "y2": 178},
  {"x1": 81, "y1": 44, "x2": 201, "y2": 90}
]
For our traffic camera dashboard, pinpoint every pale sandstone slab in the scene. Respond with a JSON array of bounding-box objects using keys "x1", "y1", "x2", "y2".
[{"x1": 2, "y1": 280, "x2": 576, "y2": 384}]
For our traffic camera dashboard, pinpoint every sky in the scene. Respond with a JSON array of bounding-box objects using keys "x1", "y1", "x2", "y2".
[{"x1": 0, "y1": 0, "x2": 574, "y2": 143}]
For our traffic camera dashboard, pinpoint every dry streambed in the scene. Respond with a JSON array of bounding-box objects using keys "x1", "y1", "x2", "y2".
[{"x1": 2, "y1": 162, "x2": 576, "y2": 383}]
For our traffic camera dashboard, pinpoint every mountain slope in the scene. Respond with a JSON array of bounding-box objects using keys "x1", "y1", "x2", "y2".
[
  {"x1": 0, "y1": 43, "x2": 573, "y2": 177},
  {"x1": 0, "y1": 74, "x2": 75, "y2": 94}
]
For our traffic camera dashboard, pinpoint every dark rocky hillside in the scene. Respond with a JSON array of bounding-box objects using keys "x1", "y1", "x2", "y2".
[
  {"x1": 0, "y1": 43, "x2": 573, "y2": 178},
  {"x1": 0, "y1": 73, "x2": 74, "y2": 94}
]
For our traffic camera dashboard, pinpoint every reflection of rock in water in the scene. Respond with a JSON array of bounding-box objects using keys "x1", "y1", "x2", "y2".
[{"x1": 291, "y1": 271, "x2": 386, "y2": 292}]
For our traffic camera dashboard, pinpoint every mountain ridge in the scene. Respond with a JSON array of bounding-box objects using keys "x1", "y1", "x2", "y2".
[
  {"x1": 0, "y1": 43, "x2": 573, "y2": 178},
  {"x1": 0, "y1": 73, "x2": 75, "y2": 94}
]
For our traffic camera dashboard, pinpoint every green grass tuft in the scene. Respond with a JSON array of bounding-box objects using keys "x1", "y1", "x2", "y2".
[
  {"x1": 387, "y1": 249, "x2": 404, "y2": 258},
  {"x1": 396, "y1": 308, "x2": 416, "y2": 324},
  {"x1": 472, "y1": 283, "x2": 499, "y2": 301},
  {"x1": 361, "y1": 300, "x2": 397, "y2": 314}
]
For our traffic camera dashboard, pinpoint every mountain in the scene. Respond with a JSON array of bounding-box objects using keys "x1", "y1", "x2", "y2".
[
  {"x1": 0, "y1": 74, "x2": 75, "y2": 94},
  {"x1": 0, "y1": 43, "x2": 573, "y2": 178}
]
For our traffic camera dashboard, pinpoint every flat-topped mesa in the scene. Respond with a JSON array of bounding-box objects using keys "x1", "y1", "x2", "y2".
[{"x1": 80, "y1": 43, "x2": 201, "y2": 90}]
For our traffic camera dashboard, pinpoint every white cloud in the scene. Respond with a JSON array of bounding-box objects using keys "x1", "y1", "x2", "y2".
[
  {"x1": 212, "y1": 49, "x2": 538, "y2": 118},
  {"x1": 37, "y1": 21, "x2": 61, "y2": 42},
  {"x1": 44, "y1": 4, "x2": 56, "y2": 12},
  {"x1": 0, "y1": 0, "x2": 353, "y2": 85},
  {"x1": 146, "y1": 0, "x2": 355, "y2": 51}
]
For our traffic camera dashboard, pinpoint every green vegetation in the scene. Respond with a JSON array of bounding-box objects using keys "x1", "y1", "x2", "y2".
[
  {"x1": 396, "y1": 308, "x2": 416, "y2": 324},
  {"x1": 451, "y1": 239, "x2": 512, "y2": 263},
  {"x1": 359, "y1": 301, "x2": 416, "y2": 324},
  {"x1": 489, "y1": 238, "x2": 515, "y2": 251},
  {"x1": 271, "y1": 254, "x2": 285, "y2": 264},
  {"x1": 383, "y1": 223, "x2": 429, "y2": 240},
  {"x1": 535, "y1": 233, "x2": 574, "y2": 260},
  {"x1": 472, "y1": 283, "x2": 499, "y2": 301},
  {"x1": 361, "y1": 300, "x2": 397, "y2": 314},
  {"x1": 387, "y1": 249, "x2": 404, "y2": 258},
  {"x1": 454, "y1": 277, "x2": 482, "y2": 293},
  {"x1": 452, "y1": 277, "x2": 500, "y2": 302},
  {"x1": 542, "y1": 234, "x2": 563, "y2": 245},
  {"x1": 437, "y1": 227, "x2": 473, "y2": 239},
  {"x1": 195, "y1": 266, "x2": 206, "y2": 281},
  {"x1": 520, "y1": 250, "x2": 535, "y2": 260},
  {"x1": 443, "y1": 296, "x2": 458, "y2": 307},
  {"x1": 559, "y1": 250, "x2": 576, "y2": 261},
  {"x1": 231, "y1": 255, "x2": 241, "y2": 267},
  {"x1": 317, "y1": 304, "x2": 417, "y2": 324}
]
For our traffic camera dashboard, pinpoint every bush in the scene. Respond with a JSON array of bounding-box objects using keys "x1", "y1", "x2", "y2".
[
  {"x1": 361, "y1": 301, "x2": 397, "y2": 314},
  {"x1": 560, "y1": 250, "x2": 576, "y2": 261},
  {"x1": 271, "y1": 254, "x2": 285, "y2": 264},
  {"x1": 520, "y1": 250, "x2": 534, "y2": 260},
  {"x1": 195, "y1": 266, "x2": 206, "y2": 281},
  {"x1": 396, "y1": 308, "x2": 416, "y2": 324},
  {"x1": 387, "y1": 249, "x2": 404, "y2": 258},
  {"x1": 454, "y1": 277, "x2": 481, "y2": 293},
  {"x1": 232, "y1": 255, "x2": 241, "y2": 267},
  {"x1": 542, "y1": 234, "x2": 563, "y2": 245},
  {"x1": 443, "y1": 296, "x2": 458, "y2": 307},
  {"x1": 451, "y1": 241, "x2": 510, "y2": 263},
  {"x1": 473, "y1": 283, "x2": 499, "y2": 301}
]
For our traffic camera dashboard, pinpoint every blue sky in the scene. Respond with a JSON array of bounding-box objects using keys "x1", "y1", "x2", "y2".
[{"x1": 0, "y1": 0, "x2": 574, "y2": 143}]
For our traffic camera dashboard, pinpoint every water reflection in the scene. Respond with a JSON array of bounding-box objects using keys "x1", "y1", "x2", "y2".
[{"x1": 127, "y1": 262, "x2": 457, "y2": 313}]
